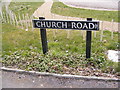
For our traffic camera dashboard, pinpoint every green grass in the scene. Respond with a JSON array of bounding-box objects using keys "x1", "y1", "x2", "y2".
[
  {"x1": 2, "y1": 23, "x2": 119, "y2": 76},
  {"x1": 51, "y1": 2, "x2": 118, "y2": 22},
  {"x1": 2, "y1": 24, "x2": 41, "y2": 55}
]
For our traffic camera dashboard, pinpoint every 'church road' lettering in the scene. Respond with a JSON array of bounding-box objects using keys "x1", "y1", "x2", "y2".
[{"x1": 32, "y1": 20, "x2": 99, "y2": 31}]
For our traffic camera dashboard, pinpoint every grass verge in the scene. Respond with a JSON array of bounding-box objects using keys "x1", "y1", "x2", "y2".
[
  {"x1": 1, "y1": 0, "x2": 120, "y2": 77},
  {"x1": 2, "y1": 23, "x2": 120, "y2": 77}
]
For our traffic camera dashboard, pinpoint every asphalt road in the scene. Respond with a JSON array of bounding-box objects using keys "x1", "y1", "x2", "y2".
[
  {"x1": 2, "y1": 71, "x2": 120, "y2": 88},
  {"x1": 59, "y1": 0, "x2": 119, "y2": 11}
]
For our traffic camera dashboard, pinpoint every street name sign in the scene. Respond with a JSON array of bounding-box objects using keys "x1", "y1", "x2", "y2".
[
  {"x1": 32, "y1": 17, "x2": 99, "y2": 58},
  {"x1": 32, "y1": 19, "x2": 99, "y2": 31}
]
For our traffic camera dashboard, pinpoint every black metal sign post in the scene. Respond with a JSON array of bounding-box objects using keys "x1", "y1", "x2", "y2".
[
  {"x1": 39, "y1": 17, "x2": 48, "y2": 54},
  {"x1": 32, "y1": 17, "x2": 99, "y2": 58},
  {"x1": 86, "y1": 18, "x2": 92, "y2": 58}
]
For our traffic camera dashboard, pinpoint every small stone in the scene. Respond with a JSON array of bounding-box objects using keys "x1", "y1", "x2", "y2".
[
  {"x1": 29, "y1": 46, "x2": 33, "y2": 49},
  {"x1": 34, "y1": 47, "x2": 37, "y2": 49},
  {"x1": 66, "y1": 50, "x2": 68, "y2": 53},
  {"x1": 103, "y1": 40, "x2": 107, "y2": 43},
  {"x1": 54, "y1": 40, "x2": 58, "y2": 42},
  {"x1": 19, "y1": 76, "x2": 21, "y2": 79},
  {"x1": 25, "y1": 29, "x2": 28, "y2": 31},
  {"x1": 16, "y1": 56, "x2": 20, "y2": 59},
  {"x1": 41, "y1": 84, "x2": 44, "y2": 87},
  {"x1": 39, "y1": 76, "x2": 42, "y2": 78}
]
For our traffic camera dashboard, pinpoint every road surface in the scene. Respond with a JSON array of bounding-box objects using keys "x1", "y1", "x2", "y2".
[
  {"x1": 59, "y1": 0, "x2": 119, "y2": 11},
  {"x1": 2, "y1": 70, "x2": 120, "y2": 88}
]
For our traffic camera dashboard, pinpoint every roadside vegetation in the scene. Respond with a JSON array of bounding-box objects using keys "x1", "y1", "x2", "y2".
[
  {"x1": 1, "y1": 0, "x2": 120, "y2": 77},
  {"x1": 2, "y1": 23, "x2": 119, "y2": 77},
  {"x1": 51, "y1": 1, "x2": 118, "y2": 22}
]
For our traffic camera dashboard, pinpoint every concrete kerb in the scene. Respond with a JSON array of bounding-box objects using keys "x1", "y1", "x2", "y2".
[{"x1": 1, "y1": 67, "x2": 120, "y2": 82}]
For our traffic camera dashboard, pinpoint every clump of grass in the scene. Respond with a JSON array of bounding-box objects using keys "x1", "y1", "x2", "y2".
[{"x1": 51, "y1": 2, "x2": 118, "y2": 22}]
